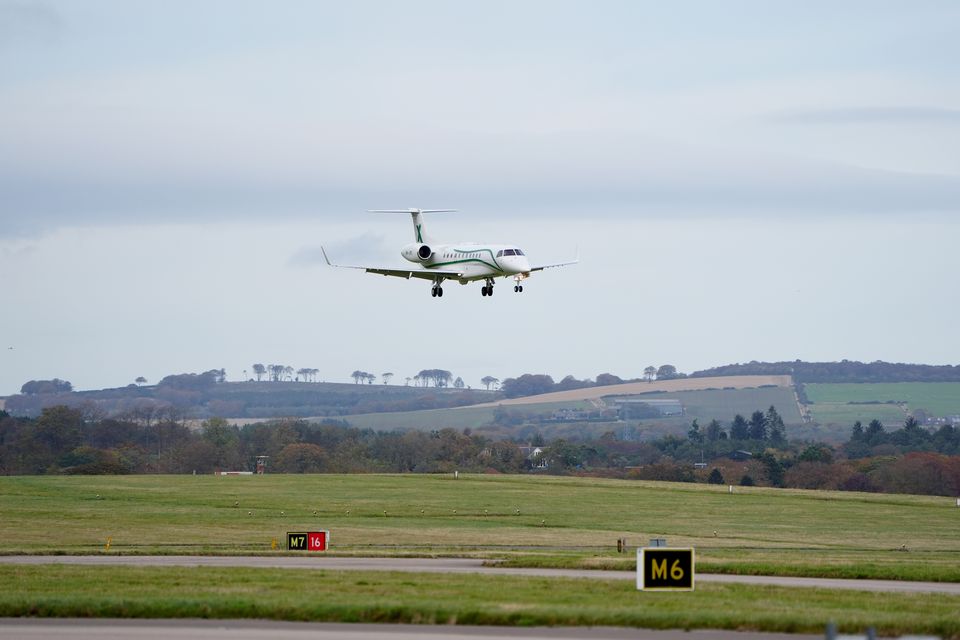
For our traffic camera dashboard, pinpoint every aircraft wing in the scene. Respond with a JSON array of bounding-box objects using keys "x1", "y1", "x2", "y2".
[
  {"x1": 529, "y1": 251, "x2": 580, "y2": 272},
  {"x1": 321, "y1": 247, "x2": 463, "y2": 281}
]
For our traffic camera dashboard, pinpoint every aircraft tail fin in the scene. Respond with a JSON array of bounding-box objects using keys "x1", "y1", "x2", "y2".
[{"x1": 368, "y1": 208, "x2": 456, "y2": 244}]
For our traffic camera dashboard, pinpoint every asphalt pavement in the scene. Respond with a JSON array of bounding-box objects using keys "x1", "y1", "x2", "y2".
[{"x1": 4, "y1": 555, "x2": 960, "y2": 594}]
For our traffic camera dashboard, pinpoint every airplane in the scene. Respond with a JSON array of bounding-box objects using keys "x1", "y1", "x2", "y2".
[{"x1": 321, "y1": 209, "x2": 577, "y2": 298}]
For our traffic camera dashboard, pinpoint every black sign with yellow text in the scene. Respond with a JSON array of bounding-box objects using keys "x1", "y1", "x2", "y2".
[{"x1": 636, "y1": 547, "x2": 694, "y2": 590}]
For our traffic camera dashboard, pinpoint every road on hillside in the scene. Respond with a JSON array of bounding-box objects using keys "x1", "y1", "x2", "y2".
[
  {"x1": 4, "y1": 556, "x2": 958, "y2": 594},
  {"x1": 0, "y1": 618, "x2": 823, "y2": 640}
]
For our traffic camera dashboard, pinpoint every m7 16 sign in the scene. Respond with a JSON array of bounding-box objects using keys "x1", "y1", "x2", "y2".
[
  {"x1": 287, "y1": 531, "x2": 329, "y2": 551},
  {"x1": 636, "y1": 547, "x2": 694, "y2": 591}
]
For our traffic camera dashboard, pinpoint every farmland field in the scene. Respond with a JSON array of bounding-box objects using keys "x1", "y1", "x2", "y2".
[
  {"x1": 805, "y1": 382, "x2": 960, "y2": 425},
  {"x1": 344, "y1": 386, "x2": 802, "y2": 436}
]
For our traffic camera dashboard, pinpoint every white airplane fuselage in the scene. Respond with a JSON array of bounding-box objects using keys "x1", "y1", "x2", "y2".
[{"x1": 400, "y1": 242, "x2": 531, "y2": 284}]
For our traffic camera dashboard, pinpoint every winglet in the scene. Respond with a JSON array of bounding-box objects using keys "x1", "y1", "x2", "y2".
[{"x1": 320, "y1": 246, "x2": 333, "y2": 266}]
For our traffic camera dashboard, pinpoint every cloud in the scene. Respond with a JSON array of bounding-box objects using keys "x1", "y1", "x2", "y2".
[
  {"x1": 0, "y1": 1, "x2": 62, "y2": 46},
  {"x1": 288, "y1": 231, "x2": 389, "y2": 268},
  {"x1": 768, "y1": 106, "x2": 960, "y2": 125}
]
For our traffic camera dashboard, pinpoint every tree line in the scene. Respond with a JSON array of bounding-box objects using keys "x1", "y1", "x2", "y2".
[
  {"x1": 499, "y1": 366, "x2": 681, "y2": 399},
  {"x1": 1, "y1": 405, "x2": 958, "y2": 496},
  {"x1": 691, "y1": 360, "x2": 960, "y2": 383}
]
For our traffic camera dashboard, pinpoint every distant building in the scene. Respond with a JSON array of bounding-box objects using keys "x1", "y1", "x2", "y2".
[
  {"x1": 612, "y1": 397, "x2": 684, "y2": 419},
  {"x1": 518, "y1": 445, "x2": 548, "y2": 469},
  {"x1": 728, "y1": 450, "x2": 753, "y2": 461}
]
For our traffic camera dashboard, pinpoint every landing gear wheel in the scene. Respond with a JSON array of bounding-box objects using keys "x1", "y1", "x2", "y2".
[
  {"x1": 514, "y1": 285, "x2": 519, "y2": 292},
  {"x1": 437, "y1": 287, "x2": 443, "y2": 297},
  {"x1": 481, "y1": 286, "x2": 488, "y2": 296},
  {"x1": 431, "y1": 288, "x2": 437, "y2": 298},
  {"x1": 519, "y1": 285, "x2": 523, "y2": 292}
]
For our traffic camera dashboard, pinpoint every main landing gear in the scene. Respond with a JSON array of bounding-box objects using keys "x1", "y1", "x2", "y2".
[
  {"x1": 481, "y1": 278, "x2": 495, "y2": 297},
  {"x1": 431, "y1": 278, "x2": 444, "y2": 298}
]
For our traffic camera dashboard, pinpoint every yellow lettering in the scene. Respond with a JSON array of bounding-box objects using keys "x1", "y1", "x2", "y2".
[
  {"x1": 671, "y1": 559, "x2": 684, "y2": 580},
  {"x1": 651, "y1": 558, "x2": 668, "y2": 580}
]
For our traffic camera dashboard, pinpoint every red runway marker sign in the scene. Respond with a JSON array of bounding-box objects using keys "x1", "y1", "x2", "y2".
[{"x1": 287, "y1": 531, "x2": 329, "y2": 551}]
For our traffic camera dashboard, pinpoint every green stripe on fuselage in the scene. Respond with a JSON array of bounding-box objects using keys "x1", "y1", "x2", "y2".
[{"x1": 430, "y1": 247, "x2": 503, "y2": 273}]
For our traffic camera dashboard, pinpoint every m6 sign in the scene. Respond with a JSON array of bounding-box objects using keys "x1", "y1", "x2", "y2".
[
  {"x1": 636, "y1": 547, "x2": 695, "y2": 591},
  {"x1": 287, "y1": 531, "x2": 329, "y2": 552}
]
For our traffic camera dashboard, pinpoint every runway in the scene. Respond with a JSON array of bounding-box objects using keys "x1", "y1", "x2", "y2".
[
  {"x1": 0, "y1": 618, "x2": 822, "y2": 640},
  {"x1": 4, "y1": 555, "x2": 960, "y2": 594}
]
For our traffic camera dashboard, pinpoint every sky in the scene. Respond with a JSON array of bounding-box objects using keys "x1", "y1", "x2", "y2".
[{"x1": 1, "y1": 0, "x2": 959, "y2": 395}]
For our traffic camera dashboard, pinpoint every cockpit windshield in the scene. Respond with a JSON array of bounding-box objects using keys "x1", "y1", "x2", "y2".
[{"x1": 496, "y1": 248, "x2": 524, "y2": 257}]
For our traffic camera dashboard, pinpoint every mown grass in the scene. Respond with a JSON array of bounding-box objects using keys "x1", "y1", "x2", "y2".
[
  {"x1": 2, "y1": 474, "x2": 958, "y2": 581},
  {"x1": 5, "y1": 565, "x2": 960, "y2": 638}
]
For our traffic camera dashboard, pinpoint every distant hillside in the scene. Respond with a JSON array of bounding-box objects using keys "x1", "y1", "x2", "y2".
[
  {"x1": 467, "y1": 375, "x2": 792, "y2": 407},
  {"x1": 691, "y1": 360, "x2": 960, "y2": 383},
  {"x1": 3, "y1": 381, "x2": 492, "y2": 419}
]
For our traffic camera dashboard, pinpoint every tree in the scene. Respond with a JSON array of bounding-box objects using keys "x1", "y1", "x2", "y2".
[
  {"x1": 748, "y1": 410, "x2": 767, "y2": 441},
  {"x1": 201, "y1": 417, "x2": 241, "y2": 469},
  {"x1": 296, "y1": 368, "x2": 309, "y2": 382},
  {"x1": 687, "y1": 419, "x2": 703, "y2": 444},
  {"x1": 643, "y1": 366, "x2": 657, "y2": 383},
  {"x1": 865, "y1": 419, "x2": 886, "y2": 446},
  {"x1": 500, "y1": 374, "x2": 555, "y2": 398},
  {"x1": 707, "y1": 468, "x2": 725, "y2": 484},
  {"x1": 705, "y1": 419, "x2": 724, "y2": 442},
  {"x1": 595, "y1": 373, "x2": 623, "y2": 386},
  {"x1": 382, "y1": 372, "x2": 394, "y2": 385},
  {"x1": 417, "y1": 369, "x2": 452, "y2": 388},
  {"x1": 20, "y1": 379, "x2": 73, "y2": 395},
  {"x1": 351, "y1": 370, "x2": 364, "y2": 384},
  {"x1": 273, "y1": 443, "x2": 328, "y2": 473},
  {"x1": 135, "y1": 376, "x2": 147, "y2": 386},
  {"x1": 730, "y1": 414, "x2": 750, "y2": 440},
  {"x1": 268, "y1": 364, "x2": 286, "y2": 382},
  {"x1": 405, "y1": 377, "x2": 412, "y2": 386},
  {"x1": 252, "y1": 364, "x2": 266, "y2": 382},
  {"x1": 481, "y1": 376, "x2": 499, "y2": 391},
  {"x1": 453, "y1": 377, "x2": 465, "y2": 389},
  {"x1": 766, "y1": 405, "x2": 786, "y2": 445},
  {"x1": 656, "y1": 365, "x2": 678, "y2": 380}
]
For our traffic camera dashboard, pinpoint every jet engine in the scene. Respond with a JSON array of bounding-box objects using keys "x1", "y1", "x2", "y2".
[{"x1": 401, "y1": 243, "x2": 433, "y2": 264}]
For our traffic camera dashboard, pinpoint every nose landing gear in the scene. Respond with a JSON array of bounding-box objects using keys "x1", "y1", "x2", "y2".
[{"x1": 513, "y1": 275, "x2": 525, "y2": 293}]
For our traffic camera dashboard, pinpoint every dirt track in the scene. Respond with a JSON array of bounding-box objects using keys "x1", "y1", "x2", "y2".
[{"x1": 466, "y1": 375, "x2": 793, "y2": 407}]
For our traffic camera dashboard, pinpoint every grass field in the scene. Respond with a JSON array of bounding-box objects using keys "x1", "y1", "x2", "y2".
[
  {"x1": 4, "y1": 565, "x2": 960, "y2": 637},
  {"x1": 2, "y1": 474, "x2": 958, "y2": 581},
  {"x1": 5, "y1": 474, "x2": 960, "y2": 636},
  {"x1": 805, "y1": 382, "x2": 960, "y2": 425}
]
